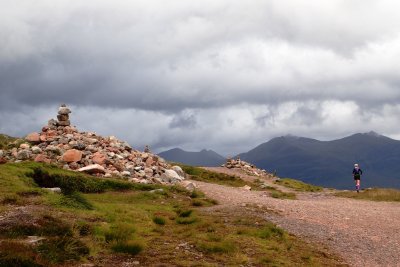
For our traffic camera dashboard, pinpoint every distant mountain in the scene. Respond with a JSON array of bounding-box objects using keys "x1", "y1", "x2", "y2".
[
  {"x1": 238, "y1": 132, "x2": 400, "y2": 189},
  {"x1": 158, "y1": 148, "x2": 226, "y2": 167}
]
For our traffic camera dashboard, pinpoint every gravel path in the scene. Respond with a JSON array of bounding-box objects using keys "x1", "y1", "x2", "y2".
[{"x1": 195, "y1": 169, "x2": 400, "y2": 267}]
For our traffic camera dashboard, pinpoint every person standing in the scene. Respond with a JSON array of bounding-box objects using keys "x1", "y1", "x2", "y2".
[{"x1": 352, "y1": 163, "x2": 363, "y2": 193}]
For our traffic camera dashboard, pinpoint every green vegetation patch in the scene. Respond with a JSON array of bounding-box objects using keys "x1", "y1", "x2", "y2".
[
  {"x1": 0, "y1": 133, "x2": 22, "y2": 149},
  {"x1": 27, "y1": 163, "x2": 158, "y2": 194},
  {"x1": 179, "y1": 164, "x2": 298, "y2": 200},
  {"x1": 335, "y1": 188, "x2": 400, "y2": 202},
  {"x1": 270, "y1": 190, "x2": 297, "y2": 200},
  {"x1": 37, "y1": 236, "x2": 89, "y2": 263},
  {"x1": 179, "y1": 164, "x2": 248, "y2": 187},
  {"x1": 275, "y1": 178, "x2": 323, "y2": 192},
  {"x1": 0, "y1": 161, "x2": 345, "y2": 266}
]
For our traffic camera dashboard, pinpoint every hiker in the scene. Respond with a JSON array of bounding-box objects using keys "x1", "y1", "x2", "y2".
[{"x1": 352, "y1": 163, "x2": 363, "y2": 193}]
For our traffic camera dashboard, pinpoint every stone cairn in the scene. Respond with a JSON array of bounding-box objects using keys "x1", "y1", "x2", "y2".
[
  {"x1": 57, "y1": 104, "x2": 71, "y2": 126},
  {"x1": 1, "y1": 105, "x2": 188, "y2": 186},
  {"x1": 222, "y1": 156, "x2": 273, "y2": 178}
]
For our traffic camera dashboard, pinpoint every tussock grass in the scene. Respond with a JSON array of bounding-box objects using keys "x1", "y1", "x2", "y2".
[
  {"x1": 275, "y1": 178, "x2": 323, "y2": 192},
  {"x1": 111, "y1": 241, "x2": 143, "y2": 255},
  {"x1": 335, "y1": 188, "x2": 400, "y2": 202},
  {"x1": 37, "y1": 236, "x2": 89, "y2": 263},
  {"x1": 152, "y1": 216, "x2": 166, "y2": 225},
  {"x1": 198, "y1": 240, "x2": 236, "y2": 254}
]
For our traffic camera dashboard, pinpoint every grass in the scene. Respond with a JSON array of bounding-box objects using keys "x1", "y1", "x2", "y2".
[
  {"x1": 0, "y1": 133, "x2": 22, "y2": 149},
  {"x1": 111, "y1": 241, "x2": 144, "y2": 255},
  {"x1": 0, "y1": 161, "x2": 346, "y2": 266},
  {"x1": 152, "y1": 216, "x2": 166, "y2": 225},
  {"x1": 335, "y1": 188, "x2": 400, "y2": 202},
  {"x1": 179, "y1": 164, "x2": 297, "y2": 199},
  {"x1": 275, "y1": 178, "x2": 323, "y2": 192},
  {"x1": 178, "y1": 164, "x2": 248, "y2": 187},
  {"x1": 270, "y1": 191, "x2": 297, "y2": 200}
]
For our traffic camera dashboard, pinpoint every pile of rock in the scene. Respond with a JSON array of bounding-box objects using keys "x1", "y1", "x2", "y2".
[
  {"x1": 1, "y1": 105, "x2": 186, "y2": 185},
  {"x1": 222, "y1": 157, "x2": 273, "y2": 178}
]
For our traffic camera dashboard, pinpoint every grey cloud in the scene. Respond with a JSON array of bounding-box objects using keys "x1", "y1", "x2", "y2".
[
  {"x1": 169, "y1": 111, "x2": 197, "y2": 129},
  {"x1": 2, "y1": 1, "x2": 400, "y2": 155}
]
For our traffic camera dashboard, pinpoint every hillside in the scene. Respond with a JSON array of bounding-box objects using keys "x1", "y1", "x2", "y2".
[
  {"x1": 238, "y1": 132, "x2": 400, "y2": 189},
  {"x1": 0, "y1": 133, "x2": 19, "y2": 149},
  {"x1": 0, "y1": 162, "x2": 346, "y2": 266},
  {"x1": 158, "y1": 148, "x2": 226, "y2": 167}
]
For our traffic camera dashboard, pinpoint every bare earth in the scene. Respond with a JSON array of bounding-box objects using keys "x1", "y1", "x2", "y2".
[{"x1": 196, "y1": 167, "x2": 400, "y2": 267}]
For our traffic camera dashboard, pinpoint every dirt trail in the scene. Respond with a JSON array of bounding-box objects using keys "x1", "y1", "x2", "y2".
[{"x1": 196, "y1": 168, "x2": 400, "y2": 267}]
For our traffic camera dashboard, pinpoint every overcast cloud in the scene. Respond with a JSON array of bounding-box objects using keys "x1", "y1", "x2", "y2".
[{"x1": 1, "y1": 0, "x2": 400, "y2": 156}]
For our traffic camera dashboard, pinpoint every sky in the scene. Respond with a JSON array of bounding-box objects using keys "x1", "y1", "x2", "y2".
[{"x1": 1, "y1": 0, "x2": 400, "y2": 156}]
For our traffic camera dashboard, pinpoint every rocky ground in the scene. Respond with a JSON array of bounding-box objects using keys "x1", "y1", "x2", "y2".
[
  {"x1": 195, "y1": 167, "x2": 400, "y2": 267},
  {"x1": 0, "y1": 105, "x2": 187, "y2": 186}
]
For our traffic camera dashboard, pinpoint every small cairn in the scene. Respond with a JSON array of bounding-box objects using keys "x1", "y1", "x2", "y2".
[
  {"x1": 57, "y1": 104, "x2": 71, "y2": 126},
  {"x1": 222, "y1": 156, "x2": 272, "y2": 178}
]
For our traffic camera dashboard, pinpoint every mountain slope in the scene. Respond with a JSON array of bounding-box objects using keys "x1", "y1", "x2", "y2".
[
  {"x1": 238, "y1": 132, "x2": 400, "y2": 189},
  {"x1": 158, "y1": 148, "x2": 226, "y2": 167}
]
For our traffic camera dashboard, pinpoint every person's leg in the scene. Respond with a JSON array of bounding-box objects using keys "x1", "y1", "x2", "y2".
[{"x1": 356, "y1": 179, "x2": 360, "y2": 192}]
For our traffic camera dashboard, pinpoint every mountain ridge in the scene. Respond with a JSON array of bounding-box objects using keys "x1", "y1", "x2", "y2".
[
  {"x1": 158, "y1": 148, "x2": 226, "y2": 167},
  {"x1": 238, "y1": 131, "x2": 400, "y2": 189}
]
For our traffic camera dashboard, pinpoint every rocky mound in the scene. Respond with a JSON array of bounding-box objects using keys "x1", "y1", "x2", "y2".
[
  {"x1": 222, "y1": 157, "x2": 274, "y2": 178},
  {"x1": 0, "y1": 105, "x2": 185, "y2": 185}
]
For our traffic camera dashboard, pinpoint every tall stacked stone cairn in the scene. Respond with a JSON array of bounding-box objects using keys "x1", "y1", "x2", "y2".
[
  {"x1": 222, "y1": 156, "x2": 274, "y2": 178},
  {"x1": 57, "y1": 104, "x2": 71, "y2": 126},
  {"x1": 2, "y1": 105, "x2": 186, "y2": 185}
]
